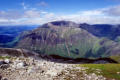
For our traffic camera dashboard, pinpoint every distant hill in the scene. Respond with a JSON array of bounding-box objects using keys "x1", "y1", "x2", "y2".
[
  {"x1": 0, "y1": 34, "x2": 14, "y2": 43},
  {"x1": 0, "y1": 25, "x2": 38, "y2": 36},
  {"x1": 17, "y1": 21, "x2": 120, "y2": 58},
  {"x1": 0, "y1": 25, "x2": 39, "y2": 47},
  {"x1": 79, "y1": 23, "x2": 120, "y2": 40}
]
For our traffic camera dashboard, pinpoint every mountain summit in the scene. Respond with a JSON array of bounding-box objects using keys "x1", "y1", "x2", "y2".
[{"x1": 42, "y1": 21, "x2": 79, "y2": 28}]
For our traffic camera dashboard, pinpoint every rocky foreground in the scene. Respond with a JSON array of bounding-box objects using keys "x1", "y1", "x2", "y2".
[{"x1": 0, "y1": 57, "x2": 106, "y2": 80}]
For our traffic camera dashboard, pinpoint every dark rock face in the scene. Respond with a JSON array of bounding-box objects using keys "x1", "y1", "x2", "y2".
[
  {"x1": 40, "y1": 54, "x2": 118, "y2": 64},
  {"x1": 16, "y1": 21, "x2": 120, "y2": 58}
]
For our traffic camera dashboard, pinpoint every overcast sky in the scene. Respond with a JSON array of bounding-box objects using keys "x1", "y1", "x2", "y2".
[{"x1": 0, "y1": 0, "x2": 120, "y2": 25}]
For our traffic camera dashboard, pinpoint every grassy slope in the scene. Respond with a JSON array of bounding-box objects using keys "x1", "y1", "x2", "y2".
[{"x1": 79, "y1": 64, "x2": 120, "y2": 80}]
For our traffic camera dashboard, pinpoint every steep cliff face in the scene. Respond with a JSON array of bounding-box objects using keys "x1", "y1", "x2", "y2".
[{"x1": 17, "y1": 21, "x2": 120, "y2": 58}]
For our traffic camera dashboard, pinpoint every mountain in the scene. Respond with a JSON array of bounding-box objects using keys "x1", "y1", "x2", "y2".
[
  {"x1": 0, "y1": 25, "x2": 38, "y2": 48},
  {"x1": 0, "y1": 34, "x2": 14, "y2": 43},
  {"x1": 79, "y1": 23, "x2": 120, "y2": 40},
  {"x1": 0, "y1": 25, "x2": 38, "y2": 36},
  {"x1": 17, "y1": 21, "x2": 120, "y2": 59}
]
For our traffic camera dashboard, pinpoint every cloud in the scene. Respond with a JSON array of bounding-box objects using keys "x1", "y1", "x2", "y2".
[
  {"x1": 0, "y1": 10, "x2": 23, "y2": 19},
  {"x1": 79, "y1": 10, "x2": 104, "y2": 16},
  {"x1": 0, "y1": 9, "x2": 55, "y2": 25},
  {"x1": 23, "y1": 10, "x2": 41, "y2": 18},
  {"x1": 103, "y1": 5, "x2": 120, "y2": 16},
  {"x1": 0, "y1": 5, "x2": 120, "y2": 25},
  {"x1": 37, "y1": 1, "x2": 48, "y2": 7},
  {"x1": 21, "y1": 2, "x2": 27, "y2": 10},
  {"x1": 54, "y1": 13, "x2": 120, "y2": 24}
]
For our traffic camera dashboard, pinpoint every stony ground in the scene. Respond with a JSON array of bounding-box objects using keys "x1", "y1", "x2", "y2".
[{"x1": 0, "y1": 57, "x2": 106, "y2": 80}]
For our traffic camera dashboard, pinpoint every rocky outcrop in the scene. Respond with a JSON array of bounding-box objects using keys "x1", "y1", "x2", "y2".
[{"x1": 0, "y1": 57, "x2": 106, "y2": 80}]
